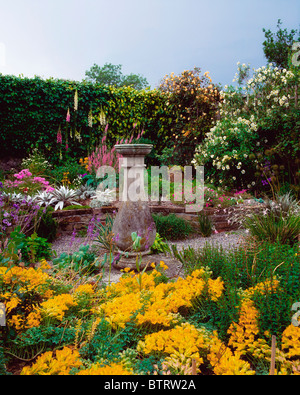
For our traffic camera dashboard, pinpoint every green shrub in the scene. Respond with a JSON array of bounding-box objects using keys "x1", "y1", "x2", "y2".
[
  {"x1": 152, "y1": 213, "x2": 193, "y2": 240},
  {"x1": 243, "y1": 193, "x2": 300, "y2": 246},
  {"x1": 150, "y1": 233, "x2": 170, "y2": 254},
  {"x1": 197, "y1": 212, "x2": 214, "y2": 237},
  {"x1": 52, "y1": 244, "x2": 101, "y2": 275},
  {"x1": 36, "y1": 206, "x2": 58, "y2": 242},
  {"x1": 24, "y1": 232, "x2": 53, "y2": 263},
  {"x1": 50, "y1": 158, "x2": 84, "y2": 185},
  {"x1": 8, "y1": 227, "x2": 53, "y2": 265},
  {"x1": 21, "y1": 148, "x2": 52, "y2": 177},
  {"x1": 0, "y1": 347, "x2": 10, "y2": 375},
  {"x1": 244, "y1": 211, "x2": 300, "y2": 246},
  {"x1": 180, "y1": 241, "x2": 300, "y2": 340}
]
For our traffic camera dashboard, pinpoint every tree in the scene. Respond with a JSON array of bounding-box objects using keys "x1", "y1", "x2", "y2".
[
  {"x1": 262, "y1": 19, "x2": 300, "y2": 69},
  {"x1": 158, "y1": 68, "x2": 221, "y2": 165},
  {"x1": 85, "y1": 63, "x2": 149, "y2": 90}
]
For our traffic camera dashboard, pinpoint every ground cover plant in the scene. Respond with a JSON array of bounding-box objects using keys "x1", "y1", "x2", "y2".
[{"x1": 0, "y1": 248, "x2": 299, "y2": 376}]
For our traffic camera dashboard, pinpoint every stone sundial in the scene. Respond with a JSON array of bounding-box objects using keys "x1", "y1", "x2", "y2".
[{"x1": 111, "y1": 144, "x2": 156, "y2": 269}]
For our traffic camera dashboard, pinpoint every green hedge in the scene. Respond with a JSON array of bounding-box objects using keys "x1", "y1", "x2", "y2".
[{"x1": 0, "y1": 74, "x2": 170, "y2": 163}]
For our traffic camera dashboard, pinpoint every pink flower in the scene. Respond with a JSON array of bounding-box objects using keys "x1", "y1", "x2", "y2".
[
  {"x1": 33, "y1": 177, "x2": 50, "y2": 186},
  {"x1": 57, "y1": 128, "x2": 62, "y2": 144},
  {"x1": 45, "y1": 186, "x2": 55, "y2": 192},
  {"x1": 14, "y1": 169, "x2": 32, "y2": 180},
  {"x1": 66, "y1": 108, "x2": 71, "y2": 122}
]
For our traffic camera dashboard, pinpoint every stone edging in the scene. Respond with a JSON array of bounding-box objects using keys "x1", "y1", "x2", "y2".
[{"x1": 52, "y1": 204, "x2": 263, "y2": 233}]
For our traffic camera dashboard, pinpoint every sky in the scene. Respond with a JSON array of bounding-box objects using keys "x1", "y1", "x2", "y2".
[{"x1": 0, "y1": 0, "x2": 299, "y2": 88}]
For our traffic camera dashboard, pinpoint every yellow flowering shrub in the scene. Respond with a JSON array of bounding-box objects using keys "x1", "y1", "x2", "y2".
[
  {"x1": 281, "y1": 324, "x2": 300, "y2": 359},
  {"x1": 3, "y1": 258, "x2": 299, "y2": 376},
  {"x1": 137, "y1": 323, "x2": 211, "y2": 367},
  {"x1": 136, "y1": 273, "x2": 205, "y2": 327},
  {"x1": 208, "y1": 277, "x2": 224, "y2": 301},
  {"x1": 208, "y1": 335, "x2": 255, "y2": 375},
  {"x1": 77, "y1": 362, "x2": 133, "y2": 375},
  {"x1": 73, "y1": 283, "x2": 95, "y2": 296},
  {"x1": 39, "y1": 294, "x2": 77, "y2": 322},
  {"x1": 0, "y1": 264, "x2": 53, "y2": 331},
  {"x1": 0, "y1": 266, "x2": 51, "y2": 294},
  {"x1": 105, "y1": 269, "x2": 159, "y2": 298},
  {"x1": 21, "y1": 347, "x2": 82, "y2": 375},
  {"x1": 99, "y1": 293, "x2": 143, "y2": 329},
  {"x1": 98, "y1": 266, "x2": 224, "y2": 330},
  {"x1": 243, "y1": 278, "x2": 281, "y2": 298},
  {"x1": 228, "y1": 299, "x2": 259, "y2": 354},
  {"x1": 138, "y1": 322, "x2": 255, "y2": 376}
]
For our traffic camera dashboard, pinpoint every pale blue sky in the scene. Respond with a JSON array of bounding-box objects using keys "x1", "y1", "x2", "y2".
[{"x1": 0, "y1": 0, "x2": 299, "y2": 88}]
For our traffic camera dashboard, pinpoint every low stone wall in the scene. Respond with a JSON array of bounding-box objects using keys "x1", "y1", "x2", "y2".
[{"x1": 52, "y1": 204, "x2": 262, "y2": 234}]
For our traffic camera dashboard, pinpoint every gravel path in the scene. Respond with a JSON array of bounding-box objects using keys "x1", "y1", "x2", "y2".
[
  {"x1": 52, "y1": 229, "x2": 246, "y2": 256},
  {"x1": 51, "y1": 230, "x2": 247, "y2": 284},
  {"x1": 168, "y1": 229, "x2": 247, "y2": 252}
]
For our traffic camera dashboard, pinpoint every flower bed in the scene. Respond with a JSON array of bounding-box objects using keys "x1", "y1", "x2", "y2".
[{"x1": 1, "y1": 256, "x2": 299, "y2": 375}]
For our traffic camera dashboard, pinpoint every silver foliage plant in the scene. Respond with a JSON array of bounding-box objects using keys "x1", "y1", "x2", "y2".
[
  {"x1": 49, "y1": 186, "x2": 81, "y2": 211},
  {"x1": 90, "y1": 189, "x2": 115, "y2": 208},
  {"x1": 75, "y1": 184, "x2": 96, "y2": 200}
]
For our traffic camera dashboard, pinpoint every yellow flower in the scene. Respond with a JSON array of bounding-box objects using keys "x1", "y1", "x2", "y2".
[
  {"x1": 208, "y1": 277, "x2": 224, "y2": 301},
  {"x1": 208, "y1": 336, "x2": 255, "y2": 375},
  {"x1": 8, "y1": 314, "x2": 24, "y2": 331},
  {"x1": 21, "y1": 347, "x2": 82, "y2": 375},
  {"x1": 39, "y1": 294, "x2": 77, "y2": 322},
  {"x1": 137, "y1": 323, "x2": 211, "y2": 366},
  {"x1": 281, "y1": 324, "x2": 300, "y2": 358},
  {"x1": 74, "y1": 284, "x2": 95, "y2": 296},
  {"x1": 228, "y1": 299, "x2": 259, "y2": 354},
  {"x1": 99, "y1": 293, "x2": 142, "y2": 329},
  {"x1": 26, "y1": 310, "x2": 42, "y2": 329},
  {"x1": 77, "y1": 362, "x2": 133, "y2": 375},
  {"x1": 39, "y1": 259, "x2": 51, "y2": 271},
  {"x1": 159, "y1": 261, "x2": 169, "y2": 271},
  {"x1": 6, "y1": 296, "x2": 21, "y2": 313},
  {"x1": 244, "y1": 278, "x2": 280, "y2": 298}
]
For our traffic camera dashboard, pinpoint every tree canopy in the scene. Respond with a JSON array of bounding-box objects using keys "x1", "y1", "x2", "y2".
[
  {"x1": 85, "y1": 63, "x2": 149, "y2": 90},
  {"x1": 262, "y1": 19, "x2": 300, "y2": 69}
]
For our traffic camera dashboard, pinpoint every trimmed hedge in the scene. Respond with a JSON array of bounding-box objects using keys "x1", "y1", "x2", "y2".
[{"x1": 0, "y1": 74, "x2": 170, "y2": 163}]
